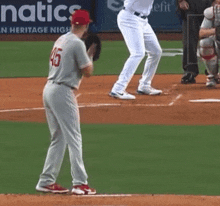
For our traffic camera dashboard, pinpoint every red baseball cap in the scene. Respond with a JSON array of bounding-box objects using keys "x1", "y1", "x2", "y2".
[{"x1": 71, "y1": 10, "x2": 92, "y2": 25}]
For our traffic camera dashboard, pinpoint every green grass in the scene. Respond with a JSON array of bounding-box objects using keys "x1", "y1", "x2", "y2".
[
  {"x1": 0, "y1": 42, "x2": 53, "y2": 77},
  {"x1": 1, "y1": 121, "x2": 220, "y2": 195},
  {"x1": 0, "y1": 40, "x2": 214, "y2": 196},
  {"x1": 0, "y1": 40, "x2": 203, "y2": 78}
]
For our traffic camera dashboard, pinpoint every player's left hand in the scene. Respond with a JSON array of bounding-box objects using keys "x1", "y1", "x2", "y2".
[
  {"x1": 85, "y1": 33, "x2": 101, "y2": 61},
  {"x1": 87, "y1": 43, "x2": 97, "y2": 60}
]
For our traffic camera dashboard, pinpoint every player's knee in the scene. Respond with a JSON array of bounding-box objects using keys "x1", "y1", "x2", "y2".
[
  {"x1": 200, "y1": 38, "x2": 213, "y2": 47},
  {"x1": 155, "y1": 47, "x2": 162, "y2": 57},
  {"x1": 131, "y1": 51, "x2": 145, "y2": 60},
  {"x1": 199, "y1": 38, "x2": 216, "y2": 60},
  {"x1": 148, "y1": 47, "x2": 162, "y2": 58}
]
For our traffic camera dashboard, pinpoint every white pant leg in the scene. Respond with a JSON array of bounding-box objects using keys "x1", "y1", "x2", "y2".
[
  {"x1": 111, "y1": 10, "x2": 145, "y2": 93},
  {"x1": 138, "y1": 23, "x2": 162, "y2": 89}
]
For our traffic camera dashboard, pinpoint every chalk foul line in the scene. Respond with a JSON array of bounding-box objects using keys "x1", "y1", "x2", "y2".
[
  {"x1": 0, "y1": 107, "x2": 45, "y2": 113},
  {"x1": 0, "y1": 97, "x2": 181, "y2": 113},
  {"x1": 79, "y1": 103, "x2": 121, "y2": 108},
  {"x1": 189, "y1": 99, "x2": 220, "y2": 103},
  {"x1": 79, "y1": 103, "x2": 170, "y2": 108},
  {"x1": 0, "y1": 103, "x2": 165, "y2": 113},
  {"x1": 84, "y1": 194, "x2": 132, "y2": 197},
  {"x1": 73, "y1": 193, "x2": 220, "y2": 198},
  {"x1": 168, "y1": 94, "x2": 182, "y2": 106},
  {"x1": 0, "y1": 94, "x2": 183, "y2": 113}
]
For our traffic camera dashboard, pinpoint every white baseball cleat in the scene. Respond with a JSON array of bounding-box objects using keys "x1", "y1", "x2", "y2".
[
  {"x1": 72, "y1": 184, "x2": 96, "y2": 195},
  {"x1": 137, "y1": 86, "x2": 162, "y2": 95},
  {"x1": 109, "y1": 91, "x2": 136, "y2": 100}
]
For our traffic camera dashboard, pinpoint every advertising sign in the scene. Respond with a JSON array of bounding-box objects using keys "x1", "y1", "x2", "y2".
[
  {"x1": 0, "y1": 0, "x2": 182, "y2": 34},
  {"x1": 149, "y1": 0, "x2": 181, "y2": 31},
  {"x1": 94, "y1": 0, "x2": 181, "y2": 32},
  {"x1": 0, "y1": 0, "x2": 93, "y2": 34}
]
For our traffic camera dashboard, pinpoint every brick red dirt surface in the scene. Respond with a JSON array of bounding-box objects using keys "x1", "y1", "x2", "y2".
[
  {"x1": 1, "y1": 75, "x2": 220, "y2": 205},
  {"x1": 1, "y1": 194, "x2": 220, "y2": 206},
  {"x1": 0, "y1": 74, "x2": 220, "y2": 125}
]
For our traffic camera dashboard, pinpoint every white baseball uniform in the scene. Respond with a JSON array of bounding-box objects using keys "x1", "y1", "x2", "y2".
[
  {"x1": 36, "y1": 31, "x2": 92, "y2": 188},
  {"x1": 111, "y1": 0, "x2": 162, "y2": 94}
]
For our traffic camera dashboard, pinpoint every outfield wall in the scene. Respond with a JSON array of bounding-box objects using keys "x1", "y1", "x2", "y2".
[{"x1": 0, "y1": 0, "x2": 181, "y2": 34}]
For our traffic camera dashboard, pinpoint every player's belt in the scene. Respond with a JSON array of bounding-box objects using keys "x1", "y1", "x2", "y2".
[
  {"x1": 50, "y1": 80, "x2": 75, "y2": 90},
  {"x1": 123, "y1": 7, "x2": 147, "y2": 19}
]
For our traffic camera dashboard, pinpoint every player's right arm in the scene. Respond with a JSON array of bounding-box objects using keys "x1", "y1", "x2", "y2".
[
  {"x1": 82, "y1": 43, "x2": 97, "y2": 77},
  {"x1": 81, "y1": 64, "x2": 93, "y2": 77},
  {"x1": 199, "y1": 28, "x2": 216, "y2": 38},
  {"x1": 74, "y1": 39, "x2": 94, "y2": 77}
]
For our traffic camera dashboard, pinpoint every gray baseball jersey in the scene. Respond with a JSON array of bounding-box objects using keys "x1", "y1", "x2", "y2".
[
  {"x1": 36, "y1": 31, "x2": 92, "y2": 188},
  {"x1": 48, "y1": 31, "x2": 92, "y2": 89}
]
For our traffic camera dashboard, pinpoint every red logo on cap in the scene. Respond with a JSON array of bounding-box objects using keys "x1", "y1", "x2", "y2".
[{"x1": 71, "y1": 10, "x2": 92, "y2": 25}]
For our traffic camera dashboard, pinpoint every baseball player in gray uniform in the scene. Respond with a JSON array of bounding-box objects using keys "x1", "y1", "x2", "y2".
[
  {"x1": 35, "y1": 10, "x2": 96, "y2": 195},
  {"x1": 109, "y1": 0, "x2": 162, "y2": 100},
  {"x1": 199, "y1": 0, "x2": 220, "y2": 87}
]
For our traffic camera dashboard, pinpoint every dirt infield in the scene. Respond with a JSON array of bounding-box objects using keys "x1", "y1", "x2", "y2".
[
  {"x1": 1, "y1": 74, "x2": 220, "y2": 205},
  {"x1": 1, "y1": 194, "x2": 220, "y2": 206},
  {"x1": 0, "y1": 74, "x2": 220, "y2": 125}
]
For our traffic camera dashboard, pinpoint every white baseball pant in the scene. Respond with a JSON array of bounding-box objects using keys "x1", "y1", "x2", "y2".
[{"x1": 111, "y1": 9, "x2": 162, "y2": 93}]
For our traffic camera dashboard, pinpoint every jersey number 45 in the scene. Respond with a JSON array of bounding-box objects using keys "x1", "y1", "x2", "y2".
[{"x1": 50, "y1": 47, "x2": 63, "y2": 67}]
